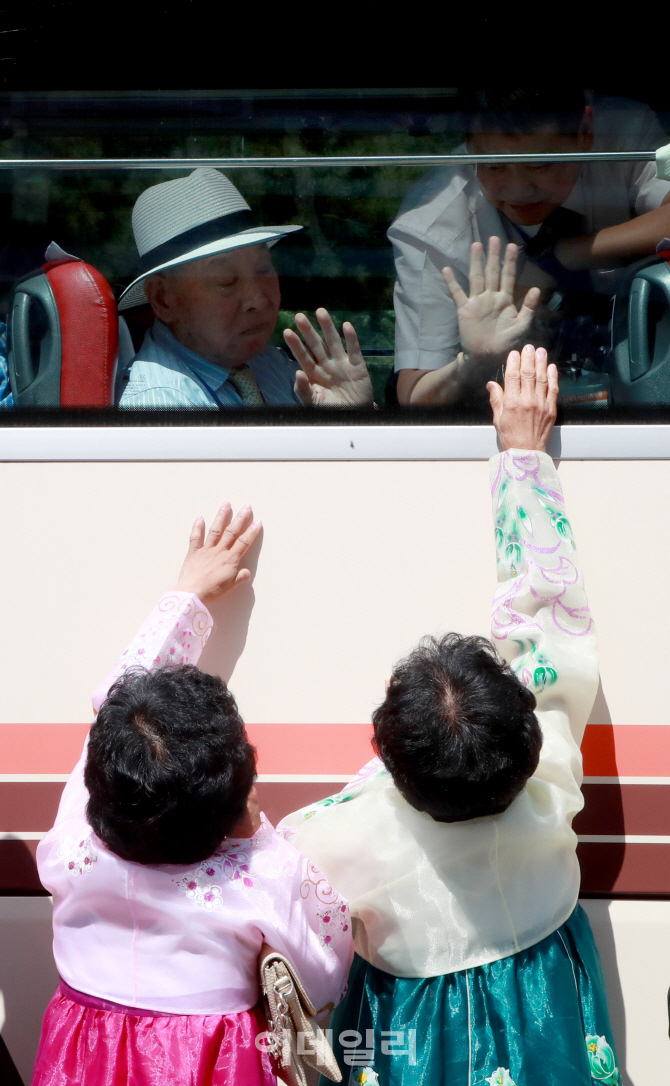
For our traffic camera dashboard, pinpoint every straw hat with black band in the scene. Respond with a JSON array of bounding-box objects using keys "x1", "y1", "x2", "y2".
[{"x1": 118, "y1": 168, "x2": 302, "y2": 312}]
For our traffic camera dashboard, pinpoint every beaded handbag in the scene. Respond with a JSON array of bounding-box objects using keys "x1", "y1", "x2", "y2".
[{"x1": 259, "y1": 945, "x2": 342, "y2": 1086}]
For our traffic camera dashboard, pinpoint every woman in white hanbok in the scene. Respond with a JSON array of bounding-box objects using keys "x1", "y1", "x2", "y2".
[{"x1": 280, "y1": 345, "x2": 620, "y2": 1086}]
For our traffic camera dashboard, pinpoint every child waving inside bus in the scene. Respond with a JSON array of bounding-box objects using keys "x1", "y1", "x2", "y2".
[{"x1": 391, "y1": 88, "x2": 670, "y2": 407}]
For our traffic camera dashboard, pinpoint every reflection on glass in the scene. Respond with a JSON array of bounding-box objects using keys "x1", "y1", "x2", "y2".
[
  {"x1": 115, "y1": 169, "x2": 373, "y2": 409},
  {"x1": 390, "y1": 89, "x2": 670, "y2": 412},
  {"x1": 0, "y1": 87, "x2": 670, "y2": 420}
]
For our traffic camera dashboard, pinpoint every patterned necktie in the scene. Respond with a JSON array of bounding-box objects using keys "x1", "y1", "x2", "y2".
[{"x1": 227, "y1": 364, "x2": 264, "y2": 406}]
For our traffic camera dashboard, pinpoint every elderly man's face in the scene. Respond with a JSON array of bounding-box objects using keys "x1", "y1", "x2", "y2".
[{"x1": 146, "y1": 245, "x2": 281, "y2": 368}]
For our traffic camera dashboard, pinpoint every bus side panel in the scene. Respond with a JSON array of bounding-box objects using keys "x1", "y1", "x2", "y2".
[{"x1": 1, "y1": 457, "x2": 669, "y2": 1083}]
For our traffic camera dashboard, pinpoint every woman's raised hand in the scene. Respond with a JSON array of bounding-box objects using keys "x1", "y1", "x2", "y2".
[
  {"x1": 487, "y1": 344, "x2": 559, "y2": 453},
  {"x1": 284, "y1": 308, "x2": 374, "y2": 407},
  {"x1": 442, "y1": 238, "x2": 541, "y2": 364},
  {"x1": 173, "y1": 503, "x2": 262, "y2": 606}
]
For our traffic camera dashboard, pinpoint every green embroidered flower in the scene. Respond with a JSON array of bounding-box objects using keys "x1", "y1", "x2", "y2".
[
  {"x1": 486, "y1": 1069, "x2": 516, "y2": 1086},
  {"x1": 494, "y1": 494, "x2": 537, "y2": 574},
  {"x1": 504, "y1": 538, "x2": 522, "y2": 574},
  {"x1": 551, "y1": 511, "x2": 574, "y2": 543},
  {"x1": 533, "y1": 663, "x2": 558, "y2": 689},
  {"x1": 512, "y1": 638, "x2": 559, "y2": 693},
  {"x1": 496, "y1": 478, "x2": 509, "y2": 511},
  {"x1": 585, "y1": 1035, "x2": 620, "y2": 1084},
  {"x1": 532, "y1": 483, "x2": 555, "y2": 506},
  {"x1": 303, "y1": 792, "x2": 355, "y2": 819},
  {"x1": 531, "y1": 485, "x2": 575, "y2": 547},
  {"x1": 517, "y1": 505, "x2": 533, "y2": 536}
]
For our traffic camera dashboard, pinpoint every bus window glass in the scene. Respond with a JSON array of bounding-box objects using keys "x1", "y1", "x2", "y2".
[{"x1": 0, "y1": 87, "x2": 669, "y2": 423}]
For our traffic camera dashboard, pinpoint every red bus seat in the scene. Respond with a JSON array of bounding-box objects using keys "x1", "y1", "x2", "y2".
[{"x1": 7, "y1": 256, "x2": 119, "y2": 407}]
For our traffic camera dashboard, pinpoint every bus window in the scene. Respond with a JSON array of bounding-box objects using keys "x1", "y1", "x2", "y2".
[
  {"x1": 4, "y1": 72, "x2": 670, "y2": 1086},
  {"x1": 0, "y1": 88, "x2": 668, "y2": 424}
]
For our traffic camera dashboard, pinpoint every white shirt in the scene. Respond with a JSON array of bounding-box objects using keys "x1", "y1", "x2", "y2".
[
  {"x1": 280, "y1": 451, "x2": 598, "y2": 979},
  {"x1": 118, "y1": 320, "x2": 300, "y2": 409},
  {"x1": 389, "y1": 96, "x2": 670, "y2": 371}
]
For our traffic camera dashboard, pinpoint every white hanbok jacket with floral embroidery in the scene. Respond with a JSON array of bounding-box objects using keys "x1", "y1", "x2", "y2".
[
  {"x1": 37, "y1": 592, "x2": 353, "y2": 1014},
  {"x1": 280, "y1": 451, "x2": 597, "y2": 979}
]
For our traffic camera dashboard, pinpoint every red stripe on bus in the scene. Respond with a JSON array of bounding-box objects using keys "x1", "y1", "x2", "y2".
[{"x1": 581, "y1": 724, "x2": 670, "y2": 777}]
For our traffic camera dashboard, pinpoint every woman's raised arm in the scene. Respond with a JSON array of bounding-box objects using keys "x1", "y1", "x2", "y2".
[
  {"x1": 91, "y1": 502, "x2": 261, "y2": 713},
  {"x1": 488, "y1": 347, "x2": 598, "y2": 748}
]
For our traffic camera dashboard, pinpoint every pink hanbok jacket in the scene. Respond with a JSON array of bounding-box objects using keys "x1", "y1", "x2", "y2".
[{"x1": 37, "y1": 591, "x2": 353, "y2": 1015}]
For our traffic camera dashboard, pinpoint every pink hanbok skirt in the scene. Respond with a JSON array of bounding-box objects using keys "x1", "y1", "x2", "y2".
[{"x1": 32, "y1": 980, "x2": 276, "y2": 1086}]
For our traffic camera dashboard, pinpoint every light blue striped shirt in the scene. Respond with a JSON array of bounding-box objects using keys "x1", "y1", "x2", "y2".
[{"x1": 118, "y1": 320, "x2": 301, "y2": 409}]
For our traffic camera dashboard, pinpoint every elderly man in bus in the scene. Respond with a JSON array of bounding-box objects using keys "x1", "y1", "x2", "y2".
[{"x1": 117, "y1": 168, "x2": 373, "y2": 409}]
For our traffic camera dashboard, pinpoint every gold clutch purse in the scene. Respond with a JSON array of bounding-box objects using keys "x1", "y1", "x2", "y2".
[{"x1": 259, "y1": 945, "x2": 342, "y2": 1086}]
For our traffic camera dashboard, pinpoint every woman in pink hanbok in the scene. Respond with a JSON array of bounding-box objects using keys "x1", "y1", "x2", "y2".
[{"x1": 32, "y1": 504, "x2": 353, "y2": 1086}]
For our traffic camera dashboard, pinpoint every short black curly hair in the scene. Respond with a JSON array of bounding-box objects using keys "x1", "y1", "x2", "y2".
[
  {"x1": 85, "y1": 664, "x2": 256, "y2": 865},
  {"x1": 468, "y1": 87, "x2": 587, "y2": 137},
  {"x1": 372, "y1": 634, "x2": 541, "y2": 823}
]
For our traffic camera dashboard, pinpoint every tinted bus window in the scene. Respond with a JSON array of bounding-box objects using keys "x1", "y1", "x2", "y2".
[{"x1": 0, "y1": 87, "x2": 669, "y2": 423}]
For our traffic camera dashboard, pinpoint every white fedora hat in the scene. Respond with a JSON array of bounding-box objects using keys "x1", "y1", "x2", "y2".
[{"x1": 118, "y1": 168, "x2": 302, "y2": 311}]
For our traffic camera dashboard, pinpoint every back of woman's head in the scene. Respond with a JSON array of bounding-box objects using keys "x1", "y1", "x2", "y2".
[
  {"x1": 373, "y1": 634, "x2": 541, "y2": 822},
  {"x1": 85, "y1": 664, "x2": 256, "y2": 865}
]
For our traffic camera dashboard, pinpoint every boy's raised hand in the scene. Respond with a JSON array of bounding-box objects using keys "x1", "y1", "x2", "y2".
[
  {"x1": 487, "y1": 344, "x2": 559, "y2": 453},
  {"x1": 284, "y1": 308, "x2": 374, "y2": 407},
  {"x1": 443, "y1": 237, "x2": 541, "y2": 364},
  {"x1": 173, "y1": 503, "x2": 262, "y2": 606}
]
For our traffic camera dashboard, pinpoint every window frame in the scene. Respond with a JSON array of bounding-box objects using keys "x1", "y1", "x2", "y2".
[
  {"x1": 1, "y1": 422, "x2": 670, "y2": 461},
  {"x1": 0, "y1": 145, "x2": 668, "y2": 451}
]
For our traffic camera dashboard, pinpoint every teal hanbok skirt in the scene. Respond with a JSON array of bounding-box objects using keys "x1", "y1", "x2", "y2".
[{"x1": 321, "y1": 905, "x2": 619, "y2": 1086}]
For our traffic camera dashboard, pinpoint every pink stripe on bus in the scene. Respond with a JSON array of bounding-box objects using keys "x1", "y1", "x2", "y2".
[
  {"x1": 0, "y1": 721, "x2": 376, "y2": 775},
  {"x1": 1, "y1": 722, "x2": 669, "y2": 777},
  {"x1": 248, "y1": 723, "x2": 375, "y2": 774},
  {"x1": 0, "y1": 723, "x2": 90, "y2": 773}
]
